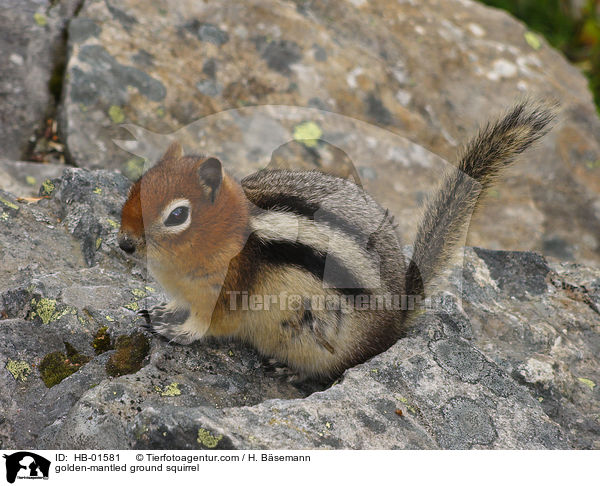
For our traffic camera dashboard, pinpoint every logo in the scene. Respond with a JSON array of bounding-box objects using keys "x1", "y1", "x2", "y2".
[{"x1": 3, "y1": 452, "x2": 50, "y2": 483}]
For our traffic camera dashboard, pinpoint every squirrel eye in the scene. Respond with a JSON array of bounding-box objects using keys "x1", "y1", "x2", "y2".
[{"x1": 164, "y1": 206, "x2": 189, "y2": 227}]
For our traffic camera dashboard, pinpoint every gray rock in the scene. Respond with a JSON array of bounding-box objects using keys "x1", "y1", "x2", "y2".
[
  {"x1": 461, "y1": 247, "x2": 600, "y2": 449},
  {"x1": 0, "y1": 168, "x2": 596, "y2": 449},
  {"x1": 0, "y1": 0, "x2": 80, "y2": 160},
  {"x1": 57, "y1": 0, "x2": 600, "y2": 266},
  {"x1": 0, "y1": 159, "x2": 65, "y2": 197},
  {"x1": 1, "y1": 0, "x2": 599, "y2": 451}
]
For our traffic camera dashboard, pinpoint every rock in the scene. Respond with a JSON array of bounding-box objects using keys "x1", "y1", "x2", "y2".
[
  {"x1": 0, "y1": 0, "x2": 81, "y2": 160},
  {"x1": 0, "y1": 159, "x2": 65, "y2": 197},
  {"x1": 462, "y1": 247, "x2": 600, "y2": 449},
  {"x1": 1, "y1": 169, "x2": 599, "y2": 448},
  {"x1": 58, "y1": 0, "x2": 600, "y2": 266},
  {"x1": 1, "y1": 0, "x2": 599, "y2": 451}
]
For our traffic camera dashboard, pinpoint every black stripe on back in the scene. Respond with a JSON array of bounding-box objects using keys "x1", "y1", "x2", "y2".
[
  {"x1": 246, "y1": 191, "x2": 375, "y2": 247},
  {"x1": 248, "y1": 233, "x2": 370, "y2": 297}
]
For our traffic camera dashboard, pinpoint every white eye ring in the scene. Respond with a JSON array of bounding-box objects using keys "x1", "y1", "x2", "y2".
[{"x1": 160, "y1": 198, "x2": 191, "y2": 233}]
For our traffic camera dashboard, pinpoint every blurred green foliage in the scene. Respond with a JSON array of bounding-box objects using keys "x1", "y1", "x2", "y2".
[{"x1": 479, "y1": 0, "x2": 600, "y2": 111}]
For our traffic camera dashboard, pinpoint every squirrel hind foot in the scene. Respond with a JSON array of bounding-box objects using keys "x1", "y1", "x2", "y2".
[{"x1": 262, "y1": 359, "x2": 304, "y2": 384}]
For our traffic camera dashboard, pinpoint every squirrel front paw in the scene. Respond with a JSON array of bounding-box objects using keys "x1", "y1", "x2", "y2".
[
  {"x1": 138, "y1": 303, "x2": 190, "y2": 343},
  {"x1": 138, "y1": 304, "x2": 209, "y2": 345}
]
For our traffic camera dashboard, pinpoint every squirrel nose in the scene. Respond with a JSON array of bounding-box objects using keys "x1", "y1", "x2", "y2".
[{"x1": 118, "y1": 235, "x2": 136, "y2": 254}]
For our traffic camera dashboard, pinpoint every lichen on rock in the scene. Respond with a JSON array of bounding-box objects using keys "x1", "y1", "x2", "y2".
[
  {"x1": 197, "y1": 427, "x2": 223, "y2": 448},
  {"x1": 6, "y1": 360, "x2": 31, "y2": 382}
]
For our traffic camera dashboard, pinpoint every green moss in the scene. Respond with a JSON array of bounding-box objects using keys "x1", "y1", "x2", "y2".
[
  {"x1": 524, "y1": 31, "x2": 542, "y2": 50},
  {"x1": 578, "y1": 377, "x2": 596, "y2": 390},
  {"x1": 0, "y1": 197, "x2": 18, "y2": 211},
  {"x1": 93, "y1": 187, "x2": 102, "y2": 195},
  {"x1": 131, "y1": 288, "x2": 147, "y2": 298},
  {"x1": 123, "y1": 157, "x2": 146, "y2": 181},
  {"x1": 30, "y1": 298, "x2": 76, "y2": 324},
  {"x1": 293, "y1": 121, "x2": 322, "y2": 148},
  {"x1": 39, "y1": 342, "x2": 91, "y2": 388},
  {"x1": 396, "y1": 396, "x2": 417, "y2": 414},
  {"x1": 31, "y1": 298, "x2": 56, "y2": 324},
  {"x1": 25, "y1": 176, "x2": 37, "y2": 186},
  {"x1": 106, "y1": 218, "x2": 119, "y2": 229},
  {"x1": 6, "y1": 360, "x2": 31, "y2": 382},
  {"x1": 156, "y1": 382, "x2": 181, "y2": 397},
  {"x1": 105, "y1": 333, "x2": 150, "y2": 377},
  {"x1": 585, "y1": 159, "x2": 600, "y2": 169},
  {"x1": 91, "y1": 326, "x2": 113, "y2": 355},
  {"x1": 39, "y1": 352, "x2": 74, "y2": 387},
  {"x1": 108, "y1": 105, "x2": 125, "y2": 123},
  {"x1": 33, "y1": 12, "x2": 47, "y2": 26},
  {"x1": 125, "y1": 301, "x2": 139, "y2": 311},
  {"x1": 197, "y1": 428, "x2": 222, "y2": 448},
  {"x1": 40, "y1": 179, "x2": 55, "y2": 197},
  {"x1": 95, "y1": 237, "x2": 102, "y2": 250}
]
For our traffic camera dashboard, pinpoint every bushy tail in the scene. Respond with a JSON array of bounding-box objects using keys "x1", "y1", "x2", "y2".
[{"x1": 406, "y1": 101, "x2": 556, "y2": 300}]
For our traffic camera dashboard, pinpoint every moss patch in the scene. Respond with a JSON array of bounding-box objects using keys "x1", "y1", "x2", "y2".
[
  {"x1": 130, "y1": 288, "x2": 147, "y2": 299},
  {"x1": 123, "y1": 157, "x2": 146, "y2": 181},
  {"x1": 105, "y1": 333, "x2": 150, "y2": 377},
  {"x1": 30, "y1": 298, "x2": 76, "y2": 325},
  {"x1": 124, "y1": 301, "x2": 139, "y2": 311},
  {"x1": 106, "y1": 218, "x2": 119, "y2": 229},
  {"x1": 578, "y1": 377, "x2": 596, "y2": 390},
  {"x1": 6, "y1": 360, "x2": 31, "y2": 382},
  {"x1": 197, "y1": 428, "x2": 222, "y2": 448},
  {"x1": 108, "y1": 105, "x2": 125, "y2": 123},
  {"x1": 0, "y1": 196, "x2": 18, "y2": 211},
  {"x1": 156, "y1": 382, "x2": 181, "y2": 397},
  {"x1": 33, "y1": 12, "x2": 47, "y2": 26},
  {"x1": 39, "y1": 342, "x2": 91, "y2": 388},
  {"x1": 40, "y1": 179, "x2": 55, "y2": 196},
  {"x1": 31, "y1": 298, "x2": 57, "y2": 324},
  {"x1": 91, "y1": 326, "x2": 113, "y2": 355},
  {"x1": 585, "y1": 159, "x2": 600, "y2": 170},
  {"x1": 293, "y1": 121, "x2": 322, "y2": 148},
  {"x1": 524, "y1": 31, "x2": 542, "y2": 50}
]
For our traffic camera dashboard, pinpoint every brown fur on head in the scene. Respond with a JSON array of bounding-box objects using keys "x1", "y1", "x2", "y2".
[{"x1": 118, "y1": 142, "x2": 250, "y2": 278}]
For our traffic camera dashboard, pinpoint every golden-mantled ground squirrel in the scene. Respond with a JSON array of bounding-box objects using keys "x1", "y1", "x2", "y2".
[{"x1": 119, "y1": 102, "x2": 554, "y2": 380}]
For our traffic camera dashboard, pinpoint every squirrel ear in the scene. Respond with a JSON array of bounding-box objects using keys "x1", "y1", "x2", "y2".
[
  {"x1": 161, "y1": 141, "x2": 184, "y2": 161},
  {"x1": 198, "y1": 157, "x2": 223, "y2": 203}
]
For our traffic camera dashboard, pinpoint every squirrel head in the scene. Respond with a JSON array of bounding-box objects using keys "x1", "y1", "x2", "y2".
[{"x1": 118, "y1": 142, "x2": 249, "y2": 276}]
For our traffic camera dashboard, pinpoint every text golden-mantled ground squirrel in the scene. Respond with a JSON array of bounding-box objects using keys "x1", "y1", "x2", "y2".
[{"x1": 118, "y1": 102, "x2": 555, "y2": 380}]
